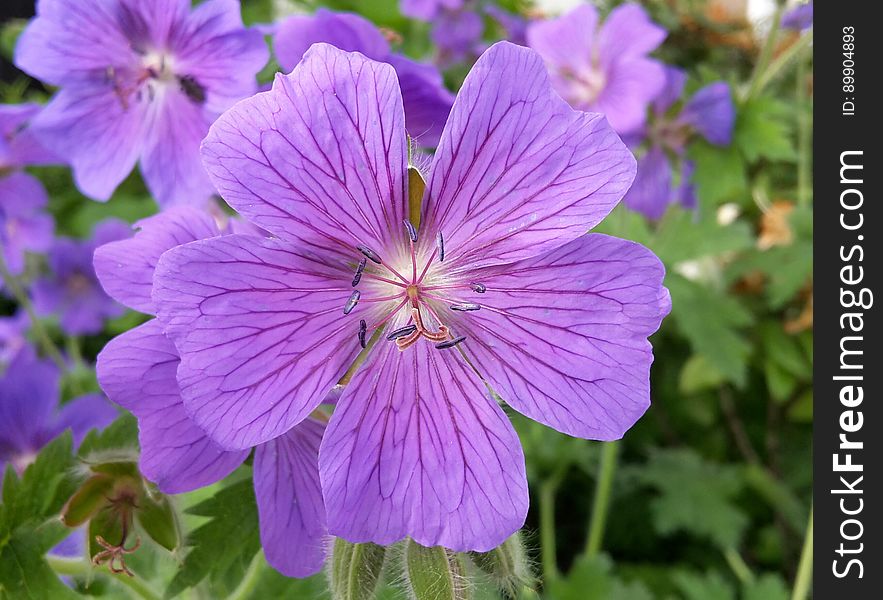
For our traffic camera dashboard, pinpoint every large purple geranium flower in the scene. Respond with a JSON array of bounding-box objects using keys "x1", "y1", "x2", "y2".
[
  {"x1": 152, "y1": 42, "x2": 670, "y2": 551},
  {"x1": 273, "y1": 9, "x2": 454, "y2": 147},
  {"x1": 14, "y1": 0, "x2": 269, "y2": 206},
  {"x1": 1, "y1": 104, "x2": 57, "y2": 277},
  {"x1": 624, "y1": 67, "x2": 735, "y2": 219},
  {"x1": 94, "y1": 207, "x2": 327, "y2": 577},
  {"x1": 526, "y1": 2, "x2": 667, "y2": 135},
  {"x1": 31, "y1": 219, "x2": 130, "y2": 335}
]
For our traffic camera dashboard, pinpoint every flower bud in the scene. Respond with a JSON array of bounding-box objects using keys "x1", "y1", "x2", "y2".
[
  {"x1": 469, "y1": 533, "x2": 534, "y2": 598},
  {"x1": 328, "y1": 538, "x2": 386, "y2": 600},
  {"x1": 403, "y1": 539, "x2": 471, "y2": 600}
]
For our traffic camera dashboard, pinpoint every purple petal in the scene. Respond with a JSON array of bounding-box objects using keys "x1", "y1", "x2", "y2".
[
  {"x1": 652, "y1": 66, "x2": 688, "y2": 115},
  {"x1": 460, "y1": 234, "x2": 671, "y2": 440},
  {"x1": 273, "y1": 9, "x2": 390, "y2": 72},
  {"x1": 254, "y1": 419, "x2": 327, "y2": 577},
  {"x1": 421, "y1": 42, "x2": 636, "y2": 269},
  {"x1": 598, "y1": 3, "x2": 667, "y2": 64},
  {"x1": 201, "y1": 43, "x2": 407, "y2": 259},
  {"x1": 320, "y1": 340, "x2": 528, "y2": 552},
  {"x1": 592, "y1": 57, "x2": 666, "y2": 135},
  {"x1": 0, "y1": 103, "x2": 62, "y2": 167},
  {"x1": 623, "y1": 147, "x2": 673, "y2": 220},
  {"x1": 0, "y1": 171, "x2": 54, "y2": 275},
  {"x1": 53, "y1": 394, "x2": 117, "y2": 447},
  {"x1": 782, "y1": 2, "x2": 813, "y2": 31},
  {"x1": 676, "y1": 160, "x2": 698, "y2": 211},
  {"x1": 140, "y1": 90, "x2": 215, "y2": 207},
  {"x1": 681, "y1": 82, "x2": 735, "y2": 146},
  {"x1": 94, "y1": 207, "x2": 219, "y2": 314},
  {"x1": 29, "y1": 84, "x2": 145, "y2": 202},
  {"x1": 401, "y1": 0, "x2": 464, "y2": 20},
  {"x1": 13, "y1": 0, "x2": 141, "y2": 86},
  {"x1": 387, "y1": 55, "x2": 454, "y2": 147},
  {"x1": 96, "y1": 320, "x2": 247, "y2": 493},
  {"x1": 525, "y1": 4, "x2": 598, "y2": 76},
  {"x1": 0, "y1": 349, "x2": 59, "y2": 456},
  {"x1": 152, "y1": 234, "x2": 364, "y2": 450},
  {"x1": 430, "y1": 9, "x2": 484, "y2": 66}
]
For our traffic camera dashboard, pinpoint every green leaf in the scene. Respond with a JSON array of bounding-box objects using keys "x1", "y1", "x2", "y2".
[
  {"x1": 0, "y1": 528, "x2": 79, "y2": 600},
  {"x1": 77, "y1": 413, "x2": 139, "y2": 465},
  {"x1": 726, "y1": 242, "x2": 812, "y2": 309},
  {"x1": 735, "y1": 97, "x2": 796, "y2": 163},
  {"x1": 687, "y1": 141, "x2": 747, "y2": 207},
  {"x1": 673, "y1": 570, "x2": 735, "y2": 600},
  {"x1": 743, "y1": 573, "x2": 789, "y2": 600},
  {"x1": 547, "y1": 555, "x2": 653, "y2": 600},
  {"x1": 651, "y1": 210, "x2": 754, "y2": 265},
  {"x1": 679, "y1": 355, "x2": 726, "y2": 394},
  {"x1": 639, "y1": 449, "x2": 747, "y2": 549},
  {"x1": 165, "y1": 479, "x2": 261, "y2": 598},
  {"x1": 667, "y1": 274, "x2": 753, "y2": 387}
]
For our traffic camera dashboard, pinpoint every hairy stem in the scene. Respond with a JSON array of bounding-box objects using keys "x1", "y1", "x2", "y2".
[
  {"x1": 539, "y1": 466, "x2": 566, "y2": 582},
  {"x1": 229, "y1": 550, "x2": 265, "y2": 600},
  {"x1": 46, "y1": 556, "x2": 161, "y2": 600},
  {"x1": 791, "y1": 505, "x2": 813, "y2": 600},
  {"x1": 745, "y1": 4, "x2": 785, "y2": 100},
  {"x1": 585, "y1": 441, "x2": 619, "y2": 558}
]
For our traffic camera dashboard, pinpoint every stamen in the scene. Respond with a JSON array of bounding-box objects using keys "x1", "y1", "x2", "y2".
[
  {"x1": 358, "y1": 319, "x2": 367, "y2": 348},
  {"x1": 435, "y1": 336, "x2": 467, "y2": 349},
  {"x1": 357, "y1": 245, "x2": 382, "y2": 264},
  {"x1": 386, "y1": 324, "x2": 417, "y2": 340},
  {"x1": 352, "y1": 258, "x2": 367, "y2": 287},
  {"x1": 450, "y1": 303, "x2": 481, "y2": 312},
  {"x1": 343, "y1": 290, "x2": 361, "y2": 315},
  {"x1": 178, "y1": 75, "x2": 206, "y2": 104},
  {"x1": 403, "y1": 220, "x2": 418, "y2": 242},
  {"x1": 436, "y1": 231, "x2": 445, "y2": 262},
  {"x1": 470, "y1": 283, "x2": 487, "y2": 293}
]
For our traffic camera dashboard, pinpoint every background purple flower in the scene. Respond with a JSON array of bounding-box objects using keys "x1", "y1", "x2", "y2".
[
  {"x1": 94, "y1": 207, "x2": 328, "y2": 577},
  {"x1": 624, "y1": 67, "x2": 735, "y2": 219},
  {"x1": 151, "y1": 42, "x2": 669, "y2": 552},
  {"x1": 1, "y1": 104, "x2": 57, "y2": 276},
  {"x1": 430, "y1": 7, "x2": 486, "y2": 67},
  {"x1": 0, "y1": 311, "x2": 29, "y2": 367},
  {"x1": 273, "y1": 9, "x2": 454, "y2": 147},
  {"x1": 14, "y1": 0, "x2": 269, "y2": 206},
  {"x1": 31, "y1": 219, "x2": 130, "y2": 335},
  {"x1": 526, "y1": 2, "x2": 667, "y2": 135},
  {"x1": 400, "y1": 0, "x2": 464, "y2": 20},
  {"x1": 782, "y1": 1, "x2": 813, "y2": 31}
]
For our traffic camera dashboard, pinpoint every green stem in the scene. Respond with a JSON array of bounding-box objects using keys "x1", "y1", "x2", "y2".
[
  {"x1": 228, "y1": 550, "x2": 265, "y2": 600},
  {"x1": 745, "y1": 4, "x2": 786, "y2": 101},
  {"x1": 796, "y1": 52, "x2": 812, "y2": 207},
  {"x1": 791, "y1": 505, "x2": 813, "y2": 600},
  {"x1": 46, "y1": 556, "x2": 162, "y2": 600},
  {"x1": 0, "y1": 255, "x2": 67, "y2": 371},
  {"x1": 539, "y1": 467, "x2": 566, "y2": 582},
  {"x1": 585, "y1": 441, "x2": 619, "y2": 558},
  {"x1": 724, "y1": 547, "x2": 755, "y2": 586}
]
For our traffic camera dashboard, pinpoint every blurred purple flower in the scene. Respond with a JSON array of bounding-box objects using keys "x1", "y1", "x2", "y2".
[
  {"x1": 0, "y1": 347, "x2": 116, "y2": 476},
  {"x1": 485, "y1": 5, "x2": 528, "y2": 46},
  {"x1": 1, "y1": 104, "x2": 57, "y2": 277},
  {"x1": 274, "y1": 9, "x2": 454, "y2": 147},
  {"x1": 151, "y1": 42, "x2": 669, "y2": 551},
  {"x1": 14, "y1": 0, "x2": 269, "y2": 206},
  {"x1": 624, "y1": 67, "x2": 735, "y2": 219},
  {"x1": 782, "y1": 2, "x2": 813, "y2": 31},
  {"x1": 0, "y1": 311, "x2": 29, "y2": 367},
  {"x1": 94, "y1": 207, "x2": 327, "y2": 577},
  {"x1": 527, "y1": 2, "x2": 667, "y2": 135},
  {"x1": 430, "y1": 7, "x2": 485, "y2": 66},
  {"x1": 31, "y1": 219, "x2": 130, "y2": 335},
  {"x1": 401, "y1": 0, "x2": 464, "y2": 20}
]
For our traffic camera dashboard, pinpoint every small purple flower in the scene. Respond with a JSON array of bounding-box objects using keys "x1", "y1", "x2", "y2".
[
  {"x1": 1, "y1": 104, "x2": 57, "y2": 276},
  {"x1": 273, "y1": 9, "x2": 454, "y2": 147},
  {"x1": 0, "y1": 347, "x2": 116, "y2": 476},
  {"x1": 485, "y1": 5, "x2": 528, "y2": 46},
  {"x1": 31, "y1": 219, "x2": 130, "y2": 335},
  {"x1": 0, "y1": 311, "x2": 29, "y2": 367},
  {"x1": 94, "y1": 207, "x2": 327, "y2": 577},
  {"x1": 14, "y1": 0, "x2": 269, "y2": 206},
  {"x1": 526, "y1": 2, "x2": 667, "y2": 135},
  {"x1": 430, "y1": 7, "x2": 486, "y2": 67},
  {"x1": 624, "y1": 66, "x2": 735, "y2": 219},
  {"x1": 782, "y1": 1, "x2": 813, "y2": 31},
  {"x1": 401, "y1": 0, "x2": 464, "y2": 20},
  {"x1": 151, "y1": 42, "x2": 670, "y2": 551}
]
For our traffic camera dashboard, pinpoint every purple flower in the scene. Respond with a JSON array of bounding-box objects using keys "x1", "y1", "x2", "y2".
[
  {"x1": 485, "y1": 5, "x2": 528, "y2": 46},
  {"x1": 782, "y1": 1, "x2": 813, "y2": 31},
  {"x1": 1, "y1": 104, "x2": 57, "y2": 276},
  {"x1": 31, "y1": 219, "x2": 130, "y2": 335},
  {"x1": 0, "y1": 347, "x2": 116, "y2": 476},
  {"x1": 14, "y1": 0, "x2": 269, "y2": 206},
  {"x1": 430, "y1": 7, "x2": 486, "y2": 67},
  {"x1": 401, "y1": 0, "x2": 464, "y2": 20},
  {"x1": 624, "y1": 66, "x2": 735, "y2": 219},
  {"x1": 273, "y1": 9, "x2": 454, "y2": 147},
  {"x1": 94, "y1": 207, "x2": 327, "y2": 577},
  {"x1": 526, "y1": 2, "x2": 667, "y2": 135},
  {"x1": 150, "y1": 42, "x2": 670, "y2": 551},
  {"x1": 0, "y1": 311, "x2": 29, "y2": 367}
]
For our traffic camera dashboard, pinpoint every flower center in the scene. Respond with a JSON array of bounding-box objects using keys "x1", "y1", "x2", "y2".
[
  {"x1": 563, "y1": 63, "x2": 608, "y2": 107},
  {"x1": 343, "y1": 222, "x2": 481, "y2": 352}
]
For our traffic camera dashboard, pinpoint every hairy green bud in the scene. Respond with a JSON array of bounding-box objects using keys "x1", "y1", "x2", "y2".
[
  {"x1": 403, "y1": 539, "x2": 471, "y2": 600},
  {"x1": 328, "y1": 538, "x2": 386, "y2": 600},
  {"x1": 470, "y1": 533, "x2": 534, "y2": 598}
]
